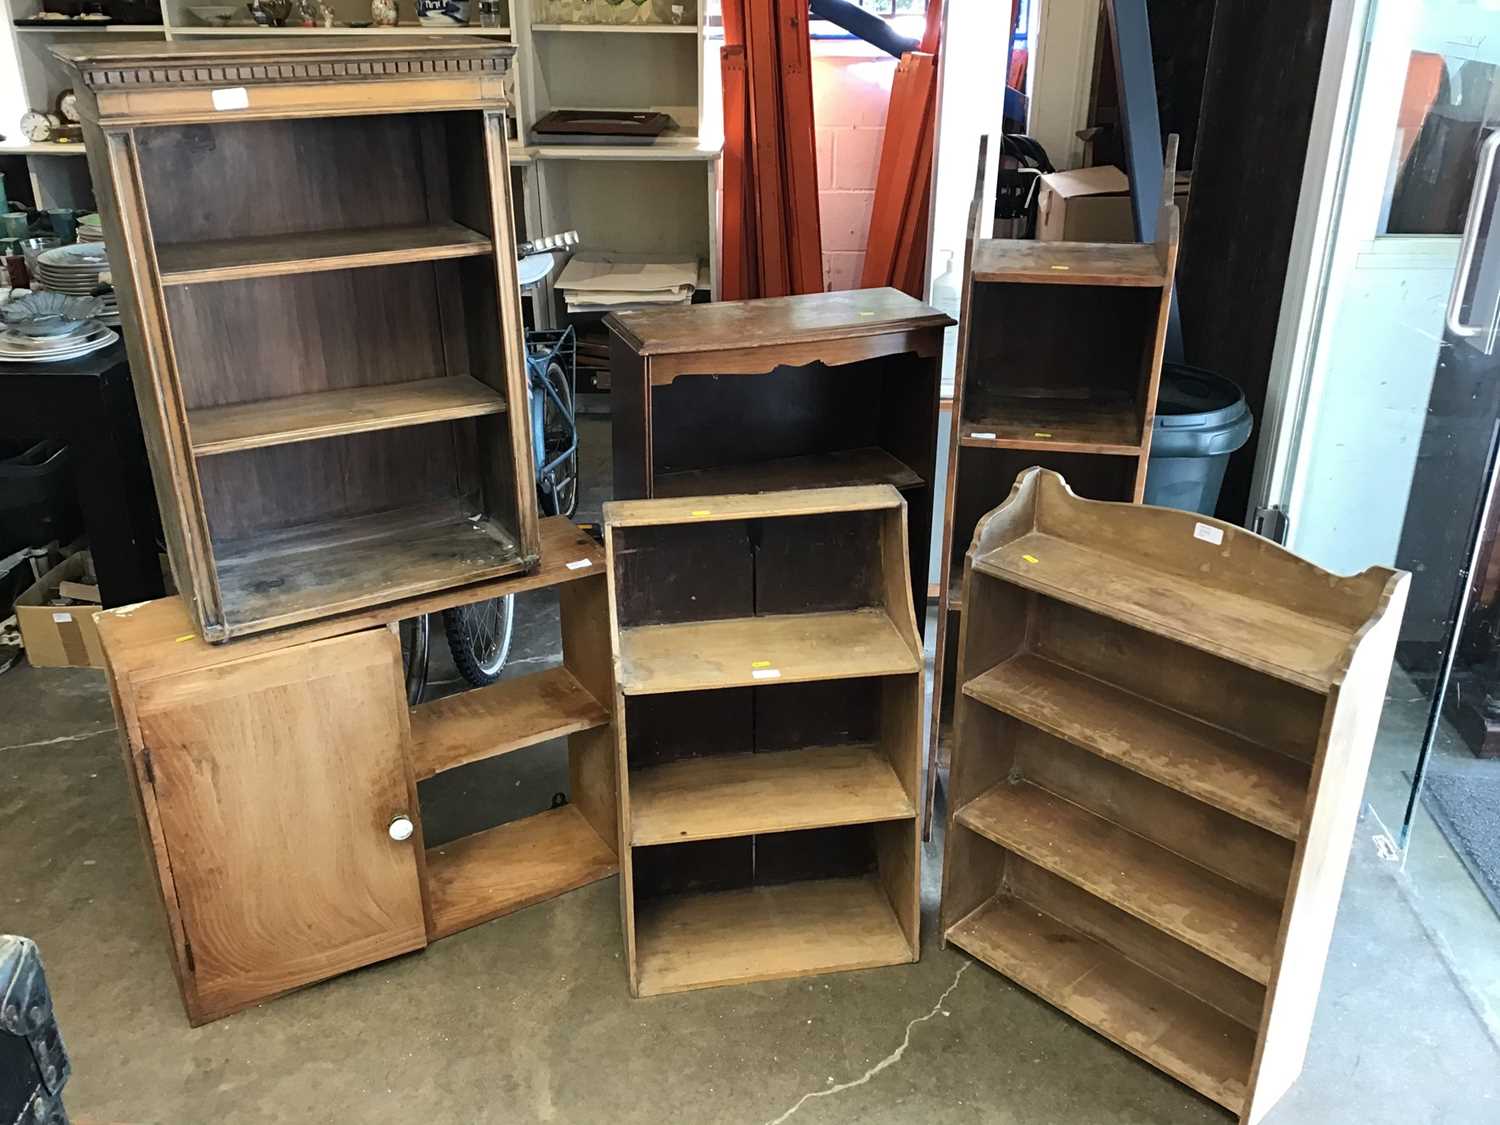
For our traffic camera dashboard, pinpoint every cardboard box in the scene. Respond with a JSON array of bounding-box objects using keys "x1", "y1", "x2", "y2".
[
  {"x1": 1036, "y1": 165, "x2": 1191, "y2": 242},
  {"x1": 16, "y1": 553, "x2": 107, "y2": 669}
]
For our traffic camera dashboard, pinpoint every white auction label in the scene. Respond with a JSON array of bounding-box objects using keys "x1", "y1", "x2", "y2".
[
  {"x1": 565, "y1": 558, "x2": 593, "y2": 570},
  {"x1": 1193, "y1": 522, "x2": 1225, "y2": 545},
  {"x1": 52, "y1": 611, "x2": 73, "y2": 623},
  {"x1": 211, "y1": 87, "x2": 250, "y2": 111},
  {"x1": 970, "y1": 431, "x2": 997, "y2": 440},
  {"x1": 751, "y1": 668, "x2": 782, "y2": 680}
]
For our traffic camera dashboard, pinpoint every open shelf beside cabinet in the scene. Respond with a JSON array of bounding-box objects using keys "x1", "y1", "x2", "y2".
[
  {"x1": 156, "y1": 221, "x2": 494, "y2": 286},
  {"x1": 411, "y1": 514, "x2": 619, "y2": 938},
  {"x1": 53, "y1": 37, "x2": 543, "y2": 641},
  {"x1": 606, "y1": 485, "x2": 924, "y2": 996},
  {"x1": 939, "y1": 467, "x2": 1409, "y2": 1123},
  {"x1": 426, "y1": 803, "x2": 617, "y2": 940},
  {"x1": 411, "y1": 664, "x2": 611, "y2": 780}
]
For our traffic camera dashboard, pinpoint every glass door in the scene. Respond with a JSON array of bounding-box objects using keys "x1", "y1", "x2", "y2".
[{"x1": 1270, "y1": 0, "x2": 1500, "y2": 1025}]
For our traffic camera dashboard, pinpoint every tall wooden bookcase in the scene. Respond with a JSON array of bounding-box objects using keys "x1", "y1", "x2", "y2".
[
  {"x1": 939, "y1": 468, "x2": 1407, "y2": 1121},
  {"x1": 603, "y1": 486, "x2": 923, "y2": 996},
  {"x1": 925, "y1": 139, "x2": 1181, "y2": 830},
  {"x1": 55, "y1": 38, "x2": 541, "y2": 642}
]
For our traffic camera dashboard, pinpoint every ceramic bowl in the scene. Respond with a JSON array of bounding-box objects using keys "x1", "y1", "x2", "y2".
[{"x1": 0, "y1": 290, "x2": 106, "y2": 337}]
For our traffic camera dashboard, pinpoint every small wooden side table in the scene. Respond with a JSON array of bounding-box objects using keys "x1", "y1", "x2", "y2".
[{"x1": 606, "y1": 287, "x2": 953, "y2": 632}]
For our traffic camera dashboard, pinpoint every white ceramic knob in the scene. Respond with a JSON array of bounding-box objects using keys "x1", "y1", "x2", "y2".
[{"x1": 388, "y1": 815, "x2": 414, "y2": 842}]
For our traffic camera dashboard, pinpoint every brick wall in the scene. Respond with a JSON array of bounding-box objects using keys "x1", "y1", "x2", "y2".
[{"x1": 812, "y1": 51, "x2": 898, "y2": 290}]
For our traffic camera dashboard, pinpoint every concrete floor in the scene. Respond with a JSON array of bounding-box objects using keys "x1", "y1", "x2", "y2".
[{"x1": 5, "y1": 419, "x2": 1500, "y2": 1123}]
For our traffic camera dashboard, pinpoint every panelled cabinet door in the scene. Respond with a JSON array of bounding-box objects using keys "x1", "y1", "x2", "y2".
[{"x1": 135, "y1": 628, "x2": 425, "y2": 1022}]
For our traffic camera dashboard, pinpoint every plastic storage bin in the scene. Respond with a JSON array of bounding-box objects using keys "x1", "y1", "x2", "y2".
[{"x1": 1143, "y1": 364, "x2": 1253, "y2": 515}]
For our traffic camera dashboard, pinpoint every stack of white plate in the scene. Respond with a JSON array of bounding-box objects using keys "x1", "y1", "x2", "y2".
[
  {"x1": 75, "y1": 215, "x2": 105, "y2": 244},
  {"x1": 0, "y1": 319, "x2": 118, "y2": 363},
  {"x1": 33, "y1": 243, "x2": 109, "y2": 296}
]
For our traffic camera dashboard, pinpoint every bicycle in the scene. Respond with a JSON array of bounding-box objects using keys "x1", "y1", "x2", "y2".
[{"x1": 401, "y1": 233, "x2": 581, "y2": 704}]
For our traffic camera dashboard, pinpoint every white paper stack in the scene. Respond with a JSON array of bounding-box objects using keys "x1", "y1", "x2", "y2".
[{"x1": 557, "y1": 255, "x2": 699, "y2": 314}]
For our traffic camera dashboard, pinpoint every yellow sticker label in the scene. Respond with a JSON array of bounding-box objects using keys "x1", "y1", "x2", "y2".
[
  {"x1": 1033, "y1": 431, "x2": 1052, "y2": 438},
  {"x1": 1050, "y1": 264, "x2": 1070, "y2": 271},
  {"x1": 751, "y1": 660, "x2": 771, "y2": 669},
  {"x1": 859, "y1": 311, "x2": 875, "y2": 316},
  {"x1": 174, "y1": 633, "x2": 195, "y2": 643},
  {"x1": 690, "y1": 509, "x2": 711, "y2": 517},
  {"x1": 1021, "y1": 554, "x2": 1040, "y2": 564}
]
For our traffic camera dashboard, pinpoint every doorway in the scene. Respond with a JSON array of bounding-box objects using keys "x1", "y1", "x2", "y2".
[{"x1": 1259, "y1": 0, "x2": 1500, "y2": 1037}]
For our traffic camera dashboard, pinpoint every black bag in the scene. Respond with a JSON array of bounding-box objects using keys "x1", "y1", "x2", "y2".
[{"x1": 0, "y1": 936, "x2": 70, "y2": 1125}]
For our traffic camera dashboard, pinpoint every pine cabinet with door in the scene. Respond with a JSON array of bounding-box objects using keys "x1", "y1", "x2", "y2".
[
  {"x1": 107, "y1": 625, "x2": 428, "y2": 1024},
  {"x1": 99, "y1": 516, "x2": 618, "y2": 1025}
]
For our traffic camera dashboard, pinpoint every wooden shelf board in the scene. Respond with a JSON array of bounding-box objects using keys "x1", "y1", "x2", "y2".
[
  {"x1": 971, "y1": 240, "x2": 1167, "y2": 287},
  {"x1": 975, "y1": 531, "x2": 1350, "y2": 693},
  {"x1": 606, "y1": 484, "x2": 904, "y2": 527},
  {"x1": 1, "y1": 142, "x2": 88, "y2": 156},
  {"x1": 528, "y1": 135, "x2": 723, "y2": 161},
  {"x1": 412, "y1": 666, "x2": 610, "y2": 780},
  {"x1": 959, "y1": 401, "x2": 1144, "y2": 455},
  {"x1": 653, "y1": 447, "x2": 925, "y2": 498},
  {"x1": 188, "y1": 375, "x2": 506, "y2": 457},
  {"x1": 947, "y1": 895, "x2": 1251, "y2": 1113},
  {"x1": 426, "y1": 804, "x2": 617, "y2": 939},
  {"x1": 170, "y1": 24, "x2": 512, "y2": 36},
  {"x1": 157, "y1": 221, "x2": 493, "y2": 285},
  {"x1": 629, "y1": 744, "x2": 914, "y2": 846},
  {"x1": 965, "y1": 653, "x2": 1309, "y2": 839},
  {"x1": 531, "y1": 22, "x2": 698, "y2": 33},
  {"x1": 635, "y1": 875, "x2": 913, "y2": 996},
  {"x1": 617, "y1": 609, "x2": 919, "y2": 696},
  {"x1": 213, "y1": 504, "x2": 524, "y2": 637},
  {"x1": 14, "y1": 24, "x2": 166, "y2": 33},
  {"x1": 956, "y1": 782, "x2": 1279, "y2": 983}
]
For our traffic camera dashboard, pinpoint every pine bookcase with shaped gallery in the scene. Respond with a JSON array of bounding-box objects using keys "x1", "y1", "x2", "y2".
[{"x1": 939, "y1": 466, "x2": 1408, "y2": 1122}]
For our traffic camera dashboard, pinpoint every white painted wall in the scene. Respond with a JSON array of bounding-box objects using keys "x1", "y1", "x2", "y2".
[{"x1": 1024, "y1": 0, "x2": 1099, "y2": 171}]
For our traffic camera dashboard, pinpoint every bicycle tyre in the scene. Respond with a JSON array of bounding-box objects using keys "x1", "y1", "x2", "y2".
[
  {"x1": 541, "y1": 358, "x2": 579, "y2": 519},
  {"x1": 444, "y1": 594, "x2": 516, "y2": 688}
]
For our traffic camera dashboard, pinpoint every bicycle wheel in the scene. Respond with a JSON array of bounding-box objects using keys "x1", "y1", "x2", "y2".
[
  {"x1": 398, "y1": 614, "x2": 430, "y2": 706},
  {"x1": 541, "y1": 358, "x2": 579, "y2": 518},
  {"x1": 443, "y1": 594, "x2": 516, "y2": 687}
]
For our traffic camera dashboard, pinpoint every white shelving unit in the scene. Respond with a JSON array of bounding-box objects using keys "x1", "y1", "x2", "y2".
[
  {"x1": 1, "y1": 0, "x2": 718, "y2": 301},
  {"x1": 0, "y1": 1, "x2": 518, "y2": 208},
  {"x1": 514, "y1": 0, "x2": 721, "y2": 308}
]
